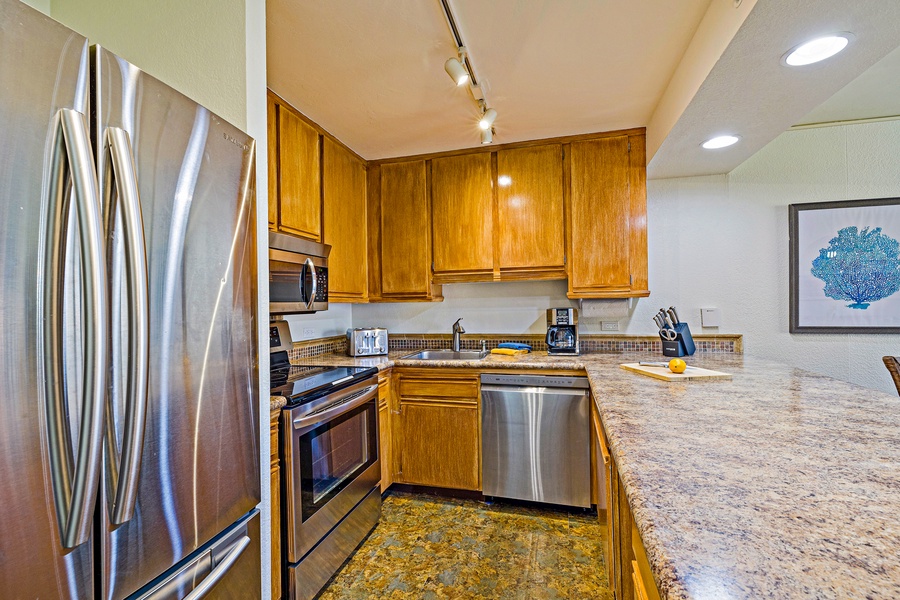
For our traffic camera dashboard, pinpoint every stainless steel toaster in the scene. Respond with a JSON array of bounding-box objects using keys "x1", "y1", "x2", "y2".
[{"x1": 347, "y1": 328, "x2": 388, "y2": 357}]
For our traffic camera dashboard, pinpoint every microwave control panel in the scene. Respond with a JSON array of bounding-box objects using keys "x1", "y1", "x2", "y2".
[{"x1": 314, "y1": 267, "x2": 328, "y2": 301}]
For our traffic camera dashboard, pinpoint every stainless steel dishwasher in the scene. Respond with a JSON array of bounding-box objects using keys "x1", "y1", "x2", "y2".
[{"x1": 481, "y1": 373, "x2": 591, "y2": 508}]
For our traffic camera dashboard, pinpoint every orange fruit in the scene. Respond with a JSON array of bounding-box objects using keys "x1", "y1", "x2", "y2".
[{"x1": 668, "y1": 358, "x2": 687, "y2": 373}]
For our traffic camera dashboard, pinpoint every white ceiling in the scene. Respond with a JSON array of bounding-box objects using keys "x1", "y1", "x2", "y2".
[
  {"x1": 795, "y1": 44, "x2": 900, "y2": 127},
  {"x1": 267, "y1": 0, "x2": 712, "y2": 160},
  {"x1": 267, "y1": 0, "x2": 900, "y2": 176},
  {"x1": 647, "y1": 0, "x2": 900, "y2": 179}
]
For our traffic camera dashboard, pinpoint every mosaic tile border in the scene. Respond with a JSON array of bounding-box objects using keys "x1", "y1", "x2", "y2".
[
  {"x1": 289, "y1": 333, "x2": 741, "y2": 359},
  {"x1": 388, "y1": 334, "x2": 741, "y2": 354},
  {"x1": 287, "y1": 335, "x2": 347, "y2": 362}
]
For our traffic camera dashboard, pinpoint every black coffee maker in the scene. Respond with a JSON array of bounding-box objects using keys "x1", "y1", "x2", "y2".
[{"x1": 546, "y1": 308, "x2": 579, "y2": 355}]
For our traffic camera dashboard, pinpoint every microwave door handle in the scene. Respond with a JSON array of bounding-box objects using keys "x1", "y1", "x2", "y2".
[
  {"x1": 40, "y1": 108, "x2": 108, "y2": 549},
  {"x1": 293, "y1": 384, "x2": 378, "y2": 430},
  {"x1": 304, "y1": 257, "x2": 317, "y2": 309},
  {"x1": 102, "y1": 127, "x2": 150, "y2": 525}
]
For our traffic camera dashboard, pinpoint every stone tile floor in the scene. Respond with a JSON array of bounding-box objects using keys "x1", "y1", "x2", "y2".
[{"x1": 317, "y1": 491, "x2": 613, "y2": 599}]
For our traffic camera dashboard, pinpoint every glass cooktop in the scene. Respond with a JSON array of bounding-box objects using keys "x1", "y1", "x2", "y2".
[{"x1": 271, "y1": 364, "x2": 378, "y2": 404}]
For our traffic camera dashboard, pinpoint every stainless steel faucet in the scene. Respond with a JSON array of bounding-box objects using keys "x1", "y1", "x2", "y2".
[{"x1": 452, "y1": 318, "x2": 465, "y2": 351}]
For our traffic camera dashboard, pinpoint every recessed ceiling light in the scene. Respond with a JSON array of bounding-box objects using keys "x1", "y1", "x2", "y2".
[
  {"x1": 701, "y1": 135, "x2": 740, "y2": 150},
  {"x1": 784, "y1": 33, "x2": 853, "y2": 66}
]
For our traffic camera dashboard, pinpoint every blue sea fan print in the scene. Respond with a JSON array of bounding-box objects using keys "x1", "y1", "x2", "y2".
[{"x1": 810, "y1": 226, "x2": 900, "y2": 309}]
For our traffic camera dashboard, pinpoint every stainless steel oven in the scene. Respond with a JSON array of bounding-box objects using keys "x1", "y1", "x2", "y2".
[
  {"x1": 269, "y1": 231, "x2": 330, "y2": 314},
  {"x1": 279, "y1": 371, "x2": 381, "y2": 600}
]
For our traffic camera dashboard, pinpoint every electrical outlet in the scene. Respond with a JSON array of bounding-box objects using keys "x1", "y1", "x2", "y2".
[
  {"x1": 302, "y1": 327, "x2": 315, "y2": 337},
  {"x1": 601, "y1": 321, "x2": 619, "y2": 331},
  {"x1": 700, "y1": 308, "x2": 721, "y2": 328}
]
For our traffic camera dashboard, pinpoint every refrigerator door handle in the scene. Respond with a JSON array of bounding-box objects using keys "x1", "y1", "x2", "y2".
[
  {"x1": 102, "y1": 127, "x2": 150, "y2": 525},
  {"x1": 181, "y1": 535, "x2": 252, "y2": 600},
  {"x1": 40, "y1": 108, "x2": 108, "y2": 549}
]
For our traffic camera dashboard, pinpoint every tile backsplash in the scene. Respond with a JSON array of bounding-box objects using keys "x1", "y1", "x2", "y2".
[{"x1": 289, "y1": 332, "x2": 741, "y2": 360}]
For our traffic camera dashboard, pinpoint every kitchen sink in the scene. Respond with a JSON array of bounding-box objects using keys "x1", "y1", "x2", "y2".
[{"x1": 401, "y1": 349, "x2": 489, "y2": 361}]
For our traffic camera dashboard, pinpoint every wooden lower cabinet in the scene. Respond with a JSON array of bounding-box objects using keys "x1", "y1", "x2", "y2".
[
  {"x1": 393, "y1": 369, "x2": 481, "y2": 491},
  {"x1": 378, "y1": 370, "x2": 393, "y2": 492},
  {"x1": 632, "y1": 523, "x2": 661, "y2": 600},
  {"x1": 270, "y1": 408, "x2": 282, "y2": 600},
  {"x1": 592, "y1": 400, "x2": 660, "y2": 600}
]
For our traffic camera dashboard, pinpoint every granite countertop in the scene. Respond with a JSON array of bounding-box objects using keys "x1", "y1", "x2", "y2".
[
  {"x1": 286, "y1": 350, "x2": 900, "y2": 599},
  {"x1": 270, "y1": 395, "x2": 287, "y2": 412}
]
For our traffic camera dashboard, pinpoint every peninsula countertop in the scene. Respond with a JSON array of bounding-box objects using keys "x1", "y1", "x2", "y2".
[{"x1": 282, "y1": 350, "x2": 900, "y2": 599}]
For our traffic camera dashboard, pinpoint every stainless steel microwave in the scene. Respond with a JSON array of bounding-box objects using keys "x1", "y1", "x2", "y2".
[{"x1": 269, "y1": 231, "x2": 330, "y2": 314}]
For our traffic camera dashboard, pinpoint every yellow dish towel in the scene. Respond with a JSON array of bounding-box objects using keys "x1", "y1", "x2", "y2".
[{"x1": 491, "y1": 348, "x2": 529, "y2": 356}]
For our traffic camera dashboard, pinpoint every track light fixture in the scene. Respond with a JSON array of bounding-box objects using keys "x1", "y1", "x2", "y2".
[
  {"x1": 439, "y1": 0, "x2": 497, "y2": 144},
  {"x1": 479, "y1": 107, "x2": 497, "y2": 131},
  {"x1": 444, "y1": 47, "x2": 469, "y2": 86}
]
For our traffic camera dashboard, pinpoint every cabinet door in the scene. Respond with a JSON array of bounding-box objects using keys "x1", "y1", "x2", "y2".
[
  {"x1": 496, "y1": 144, "x2": 566, "y2": 279},
  {"x1": 399, "y1": 401, "x2": 480, "y2": 490},
  {"x1": 278, "y1": 107, "x2": 321, "y2": 241},
  {"x1": 378, "y1": 373, "x2": 392, "y2": 492},
  {"x1": 567, "y1": 134, "x2": 649, "y2": 298},
  {"x1": 379, "y1": 160, "x2": 437, "y2": 300},
  {"x1": 323, "y1": 138, "x2": 368, "y2": 302},
  {"x1": 431, "y1": 153, "x2": 494, "y2": 282},
  {"x1": 267, "y1": 94, "x2": 279, "y2": 230}
]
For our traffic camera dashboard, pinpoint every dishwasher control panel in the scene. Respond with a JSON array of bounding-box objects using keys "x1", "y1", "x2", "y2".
[{"x1": 480, "y1": 374, "x2": 590, "y2": 389}]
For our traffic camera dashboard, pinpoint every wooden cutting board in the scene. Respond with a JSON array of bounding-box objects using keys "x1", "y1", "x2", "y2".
[{"x1": 620, "y1": 363, "x2": 732, "y2": 382}]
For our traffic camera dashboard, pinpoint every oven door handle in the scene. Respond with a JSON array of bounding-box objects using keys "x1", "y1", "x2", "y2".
[{"x1": 293, "y1": 384, "x2": 378, "y2": 430}]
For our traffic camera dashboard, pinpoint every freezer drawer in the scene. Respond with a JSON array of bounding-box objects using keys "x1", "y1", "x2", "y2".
[
  {"x1": 481, "y1": 374, "x2": 591, "y2": 508},
  {"x1": 131, "y1": 510, "x2": 261, "y2": 600}
]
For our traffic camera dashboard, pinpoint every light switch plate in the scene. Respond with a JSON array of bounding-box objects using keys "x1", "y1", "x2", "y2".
[
  {"x1": 302, "y1": 327, "x2": 315, "y2": 337},
  {"x1": 700, "y1": 308, "x2": 721, "y2": 328},
  {"x1": 601, "y1": 321, "x2": 619, "y2": 331}
]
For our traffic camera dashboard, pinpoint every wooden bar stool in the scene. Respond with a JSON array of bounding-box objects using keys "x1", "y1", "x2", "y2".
[{"x1": 883, "y1": 356, "x2": 900, "y2": 396}]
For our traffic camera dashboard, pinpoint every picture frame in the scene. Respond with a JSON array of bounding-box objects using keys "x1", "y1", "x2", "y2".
[{"x1": 790, "y1": 197, "x2": 900, "y2": 333}]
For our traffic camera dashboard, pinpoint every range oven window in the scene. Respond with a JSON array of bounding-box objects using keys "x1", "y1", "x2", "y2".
[{"x1": 298, "y1": 400, "x2": 377, "y2": 521}]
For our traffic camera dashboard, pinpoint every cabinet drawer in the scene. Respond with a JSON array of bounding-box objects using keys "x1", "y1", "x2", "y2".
[{"x1": 398, "y1": 377, "x2": 478, "y2": 401}]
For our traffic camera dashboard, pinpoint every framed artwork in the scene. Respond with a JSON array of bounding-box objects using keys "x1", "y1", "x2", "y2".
[{"x1": 790, "y1": 197, "x2": 900, "y2": 333}]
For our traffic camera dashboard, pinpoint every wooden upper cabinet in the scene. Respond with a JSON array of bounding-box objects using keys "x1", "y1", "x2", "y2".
[
  {"x1": 323, "y1": 138, "x2": 367, "y2": 302},
  {"x1": 278, "y1": 106, "x2": 321, "y2": 241},
  {"x1": 567, "y1": 133, "x2": 649, "y2": 298},
  {"x1": 431, "y1": 153, "x2": 494, "y2": 282},
  {"x1": 377, "y1": 160, "x2": 440, "y2": 300},
  {"x1": 267, "y1": 94, "x2": 278, "y2": 230},
  {"x1": 496, "y1": 144, "x2": 566, "y2": 279}
]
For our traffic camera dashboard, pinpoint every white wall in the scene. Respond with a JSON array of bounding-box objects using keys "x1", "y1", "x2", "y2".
[
  {"x1": 20, "y1": 0, "x2": 50, "y2": 14},
  {"x1": 353, "y1": 120, "x2": 900, "y2": 394},
  {"x1": 243, "y1": 1, "x2": 270, "y2": 598},
  {"x1": 283, "y1": 303, "x2": 354, "y2": 341},
  {"x1": 50, "y1": 0, "x2": 248, "y2": 129}
]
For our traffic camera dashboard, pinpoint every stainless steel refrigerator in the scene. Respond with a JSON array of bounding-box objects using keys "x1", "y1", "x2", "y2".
[{"x1": 0, "y1": 1, "x2": 261, "y2": 598}]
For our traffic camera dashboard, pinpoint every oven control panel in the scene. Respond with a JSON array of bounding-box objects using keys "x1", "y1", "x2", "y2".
[{"x1": 270, "y1": 320, "x2": 293, "y2": 353}]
